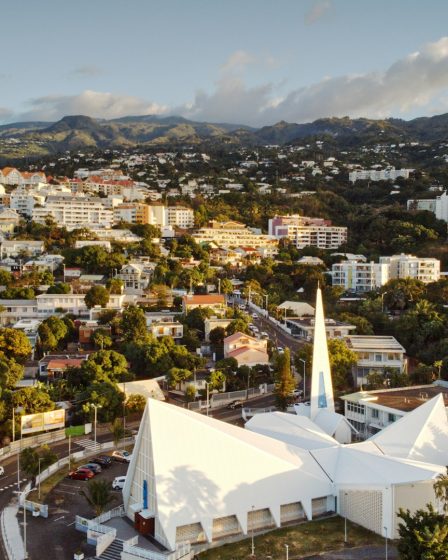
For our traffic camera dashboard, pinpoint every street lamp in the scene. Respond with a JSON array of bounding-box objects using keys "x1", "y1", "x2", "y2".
[
  {"x1": 381, "y1": 291, "x2": 389, "y2": 313},
  {"x1": 251, "y1": 505, "x2": 255, "y2": 556},
  {"x1": 90, "y1": 404, "x2": 102, "y2": 446},
  {"x1": 246, "y1": 368, "x2": 251, "y2": 401},
  {"x1": 344, "y1": 492, "x2": 348, "y2": 544},
  {"x1": 12, "y1": 406, "x2": 23, "y2": 443},
  {"x1": 285, "y1": 544, "x2": 289, "y2": 560},
  {"x1": 38, "y1": 457, "x2": 44, "y2": 500},
  {"x1": 205, "y1": 381, "x2": 210, "y2": 417},
  {"x1": 384, "y1": 526, "x2": 388, "y2": 560},
  {"x1": 299, "y1": 358, "x2": 306, "y2": 400}
]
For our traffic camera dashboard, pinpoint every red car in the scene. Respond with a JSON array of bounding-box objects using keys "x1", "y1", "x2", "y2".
[{"x1": 68, "y1": 468, "x2": 95, "y2": 481}]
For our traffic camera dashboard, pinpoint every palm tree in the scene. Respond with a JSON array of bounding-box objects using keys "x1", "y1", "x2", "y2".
[
  {"x1": 80, "y1": 479, "x2": 116, "y2": 517},
  {"x1": 434, "y1": 468, "x2": 448, "y2": 513}
]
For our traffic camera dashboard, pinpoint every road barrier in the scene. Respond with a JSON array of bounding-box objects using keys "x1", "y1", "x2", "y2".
[{"x1": 0, "y1": 429, "x2": 66, "y2": 462}]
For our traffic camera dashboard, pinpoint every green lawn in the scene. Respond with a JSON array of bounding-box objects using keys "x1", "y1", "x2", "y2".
[
  {"x1": 65, "y1": 425, "x2": 85, "y2": 436},
  {"x1": 198, "y1": 517, "x2": 384, "y2": 560}
]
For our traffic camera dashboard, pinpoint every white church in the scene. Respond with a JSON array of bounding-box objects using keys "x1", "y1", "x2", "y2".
[{"x1": 122, "y1": 287, "x2": 448, "y2": 553}]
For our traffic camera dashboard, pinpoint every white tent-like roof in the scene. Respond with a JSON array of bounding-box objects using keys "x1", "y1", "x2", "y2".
[
  {"x1": 246, "y1": 411, "x2": 338, "y2": 450},
  {"x1": 369, "y1": 394, "x2": 448, "y2": 466},
  {"x1": 124, "y1": 399, "x2": 333, "y2": 551}
]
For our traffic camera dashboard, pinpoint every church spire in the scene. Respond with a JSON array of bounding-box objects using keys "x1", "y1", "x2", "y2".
[{"x1": 310, "y1": 286, "x2": 335, "y2": 419}]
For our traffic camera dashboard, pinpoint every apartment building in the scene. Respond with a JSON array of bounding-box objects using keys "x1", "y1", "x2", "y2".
[
  {"x1": 167, "y1": 206, "x2": 195, "y2": 229},
  {"x1": 332, "y1": 261, "x2": 389, "y2": 292},
  {"x1": 379, "y1": 254, "x2": 440, "y2": 283},
  {"x1": 114, "y1": 203, "x2": 166, "y2": 227},
  {"x1": 285, "y1": 317, "x2": 356, "y2": 341},
  {"x1": 342, "y1": 382, "x2": 448, "y2": 438},
  {"x1": 268, "y1": 215, "x2": 347, "y2": 249},
  {"x1": 32, "y1": 195, "x2": 114, "y2": 228},
  {"x1": 344, "y1": 335, "x2": 406, "y2": 388},
  {"x1": 0, "y1": 300, "x2": 39, "y2": 326},
  {"x1": 117, "y1": 262, "x2": 154, "y2": 291},
  {"x1": 10, "y1": 189, "x2": 46, "y2": 217},
  {"x1": 193, "y1": 220, "x2": 278, "y2": 249},
  {"x1": 35, "y1": 293, "x2": 127, "y2": 317},
  {"x1": 0, "y1": 209, "x2": 20, "y2": 234},
  {"x1": 348, "y1": 168, "x2": 413, "y2": 183},
  {"x1": 0, "y1": 240, "x2": 45, "y2": 258}
]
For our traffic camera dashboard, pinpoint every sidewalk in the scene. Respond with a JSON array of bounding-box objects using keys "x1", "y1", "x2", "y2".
[{"x1": 1, "y1": 504, "x2": 25, "y2": 560}]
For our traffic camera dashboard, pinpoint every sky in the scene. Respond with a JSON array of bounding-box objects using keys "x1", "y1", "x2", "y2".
[{"x1": 2, "y1": 0, "x2": 448, "y2": 126}]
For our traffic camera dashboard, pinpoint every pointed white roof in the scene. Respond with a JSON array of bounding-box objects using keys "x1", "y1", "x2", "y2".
[
  {"x1": 245, "y1": 411, "x2": 338, "y2": 450},
  {"x1": 310, "y1": 287, "x2": 335, "y2": 419},
  {"x1": 312, "y1": 445, "x2": 443, "y2": 486},
  {"x1": 369, "y1": 394, "x2": 448, "y2": 465},
  {"x1": 125, "y1": 399, "x2": 333, "y2": 550}
]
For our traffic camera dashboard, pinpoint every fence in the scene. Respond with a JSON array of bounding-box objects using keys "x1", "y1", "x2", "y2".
[
  {"x1": 91, "y1": 505, "x2": 125, "y2": 525},
  {"x1": 187, "y1": 384, "x2": 275, "y2": 411},
  {"x1": 0, "y1": 428, "x2": 66, "y2": 461}
]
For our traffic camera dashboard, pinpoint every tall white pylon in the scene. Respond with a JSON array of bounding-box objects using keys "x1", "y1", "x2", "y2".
[{"x1": 310, "y1": 286, "x2": 335, "y2": 420}]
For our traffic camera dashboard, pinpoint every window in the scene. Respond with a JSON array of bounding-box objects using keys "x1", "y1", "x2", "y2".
[
  {"x1": 375, "y1": 354, "x2": 382, "y2": 362},
  {"x1": 371, "y1": 409, "x2": 379, "y2": 419},
  {"x1": 388, "y1": 413, "x2": 396, "y2": 423}
]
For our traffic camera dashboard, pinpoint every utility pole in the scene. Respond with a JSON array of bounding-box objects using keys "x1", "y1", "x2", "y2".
[
  {"x1": 251, "y1": 505, "x2": 255, "y2": 556},
  {"x1": 68, "y1": 434, "x2": 71, "y2": 472}
]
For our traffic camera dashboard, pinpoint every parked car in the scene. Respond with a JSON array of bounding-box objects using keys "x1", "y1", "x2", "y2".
[
  {"x1": 112, "y1": 476, "x2": 126, "y2": 490},
  {"x1": 68, "y1": 468, "x2": 94, "y2": 481},
  {"x1": 111, "y1": 450, "x2": 132, "y2": 463},
  {"x1": 91, "y1": 456, "x2": 112, "y2": 468},
  {"x1": 290, "y1": 389, "x2": 304, "y2": 398},
  {"x1": 227, "y1": 400, "x2": 244, "y2": 410},
  {"x1": 81, "y1": 463, "x2": 102, "y2": 474},
  {"x1": 277, "y1": 346, "x2": 284, "y2": 353},
  {"x1": 260, "y1": 331, "x2": 269, "y2": 339},
  {"x1": 0, "y1": 466, "x2": 4, "y2": 476}
]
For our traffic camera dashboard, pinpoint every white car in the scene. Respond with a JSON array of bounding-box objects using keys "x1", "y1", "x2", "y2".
[
  {"x1": 0, "y1": 466, "x2": 4, "y2": 476},
  {"x1": 111, "y1": 450, "x2": 132, "y2": 463},
  {"x1": 112, "y1": 476, "x2": 126, "y2": 490}
]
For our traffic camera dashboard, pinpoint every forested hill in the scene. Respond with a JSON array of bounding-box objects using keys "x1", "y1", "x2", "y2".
[{"x1": 3, "y1": 112, "x2": 448, "y2": 158}]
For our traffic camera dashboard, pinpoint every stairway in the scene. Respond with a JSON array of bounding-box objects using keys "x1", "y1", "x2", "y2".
[{"x1": 95, "y1": 539, "x2": 124, "y2": 560}]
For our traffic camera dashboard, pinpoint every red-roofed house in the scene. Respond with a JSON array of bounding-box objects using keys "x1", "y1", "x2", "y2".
[
  {"x1": 223, "y1": 332, "x2": 269, "y2": 367},
  {"x1": 182, "y1": 294, "x2": 226, "y2": 315}
]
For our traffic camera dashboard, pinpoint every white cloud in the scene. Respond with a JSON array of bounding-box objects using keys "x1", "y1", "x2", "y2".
[
  {"x1": 179, "y1": 36, "x2": 448, "y2": 126},
  {"x1": 16, "y1": 90, "x2": 168, "y2": 122},
  {"x1": 221, "y1": 50, "x2": 255, "y2": 74},
  {"x1": 305, "y1": 0, "x2": 332, "y2": 25},
  {"x1": 6, "y1": 37, "x2": 448, "y2": 127}
]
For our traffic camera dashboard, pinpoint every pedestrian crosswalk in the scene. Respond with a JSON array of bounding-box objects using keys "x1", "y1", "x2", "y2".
[
  {"x1": 0, "y1": 478, "x2": 27, "y2": 492},
  {"x1": 75, "y1": 438, "x2": 102, "y2": 452}
]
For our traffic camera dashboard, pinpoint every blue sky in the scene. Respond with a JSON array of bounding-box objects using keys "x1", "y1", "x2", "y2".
[{"x1": 1, "y1": 0, "x2": 448, "y2": 125}]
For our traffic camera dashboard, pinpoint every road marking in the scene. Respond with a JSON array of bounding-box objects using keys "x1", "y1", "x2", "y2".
[
  {"x1": 60, "y1": 483, "x2": 80, "y2": 489},
  {"x1": 53, "y1": 515, "x2": 65, "y2": 522},
  {"x1": 66, "y1": 520, "x2": 76, "y2": 526},
  {"x1": 54, "y1": 489, "x2": 76, "y2": 495}
]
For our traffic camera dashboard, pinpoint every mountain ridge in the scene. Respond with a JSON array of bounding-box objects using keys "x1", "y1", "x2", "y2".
[{"x1": 1, "y1": 112, "x2": 448, "y2": 158}]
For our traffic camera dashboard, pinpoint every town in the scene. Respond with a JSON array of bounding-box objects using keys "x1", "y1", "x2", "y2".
[{"x1": 0, "y1": 129, "x2": 446, "y2": 560}]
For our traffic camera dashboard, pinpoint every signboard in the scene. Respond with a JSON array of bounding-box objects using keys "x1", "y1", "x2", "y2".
[{"x1": 21, "y1": 409, "x2": 65, "y2": 435}]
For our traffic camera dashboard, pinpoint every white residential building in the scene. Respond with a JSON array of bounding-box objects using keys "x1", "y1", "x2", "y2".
[
  {"x1": 379, "y1": 254, "x2": 440, "y2": 283},
  {"x1": 167, "y1": 206, "x2": 195, "y2": 229},
  {"x1": 0, "y1": 299, "x2": 39, "y2": 326},
  {"x1": 344, "y1": 335, "x2": 407, "y2": 388},
  {"x1": 409, "y1": 190, "x2": 448, "y2": 223},
  {"x1": 0, "y1": 240, "x2": 45, "y2": 258},
  {"x1": 342, "y1": 382, "x2": 448, "y2": 438},
  {"x1": 35, "y1": 293, "x2": 127, "y2": 317},
  {"x1": 332, "y1": 261, "x2": 389, "y2": 292},
  {"x1": 349, "y1": 168, "x2": 413, "y2": 183},
  {"x1": 406, "y1": 199, "x2": 437, "y2": 213},
  {"x1": 10, "y1": 189, "x2": 46, "y2": 217},
  {"x1": 32, "y1": 195, "x2": 114, "y2": 228},
  {"x1": 268, "y1": 215, "x2": 347, "y2": 249}
]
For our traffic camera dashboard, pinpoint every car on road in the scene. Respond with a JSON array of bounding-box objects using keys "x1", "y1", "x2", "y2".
[
  {"x1": 111, "y1": 450, "x2": 132, "y2": 463},
  {"x1": 68, "y1": 468, "x2": 95, "y2": 481},
  {"x1": 0, "y1": 466, "x2": 4, "y2": 476},
  {"x1": 289, "y1": 389, "x2": 304, "y2": 399},
  {"x1": 260, "y1": 331, "x2": 269, "y2": 339},
  {"x1": 277, "y1": 346, "x2": 284, "y2": 353},
  {"x1": 91, "y1": 456, "x2": 112, "y2": 468},
  {"x1": 252, "y1": 313, "x2": 257, "y2": 318},
  {"x1": 226, "y1": 400, "x2": 244, "y2": 410},
  {"x1": 81, "y1": 463, "x2": 102, "y2": 474},
  {"x1": 112, "y1": 476, "x2": 126, "y2": 490}
]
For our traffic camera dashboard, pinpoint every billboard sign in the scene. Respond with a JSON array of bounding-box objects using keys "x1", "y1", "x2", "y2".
[{"x1": 21, "y1": 409, "x2": 65, "y2": 435}]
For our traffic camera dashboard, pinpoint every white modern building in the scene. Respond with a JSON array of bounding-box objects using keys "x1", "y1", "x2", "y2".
[
  {"x1": 342, "y1": 382, "x2": 448, "y2": 439},
  {"x1": 349, "y1": 168, "x2": 413, "y2": 183},
  {"x1": 379, "y1": 254, "x2": 440, "y2": 283},
  {"x1": 344, "y1": 335, "x2": 407, "y2": 388},
  {"x1": 32, "y1": 195, "x2": 115, "y2": 228},
  {"x1": 167, "y1": 206, "x2": 195, "y2": 229},
  {"x1": 268, "y1": 215, "x2": 347, "y2": 250},
  {"x1": 0, "y1": 240, "x2": 45, "y2": 258},
  {"x1": 332, "y1": 260, "x2": 389, "y2": 292},
  {"x1": 118, "y1": 286, "x2": 448, "y2": 557}
]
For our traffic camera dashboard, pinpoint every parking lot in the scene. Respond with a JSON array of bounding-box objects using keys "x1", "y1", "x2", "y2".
[{"x1": 24, "y1": 453, "x2": 130, "y2": 560}]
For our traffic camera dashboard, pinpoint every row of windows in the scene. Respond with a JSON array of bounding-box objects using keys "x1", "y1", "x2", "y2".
[{"x1": 347, "y1": 402, "x2": 365, "y2": 415}]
